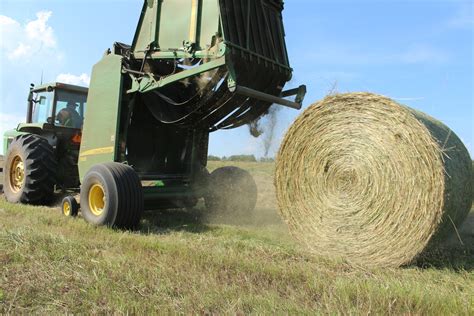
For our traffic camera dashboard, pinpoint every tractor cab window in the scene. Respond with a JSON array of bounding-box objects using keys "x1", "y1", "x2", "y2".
[
  {"x1": 55, "y1": 90, "x2": 87, "y2": 129},
  {"x1": 31, "y1": 91, "x2": 54, "y2": 124}
]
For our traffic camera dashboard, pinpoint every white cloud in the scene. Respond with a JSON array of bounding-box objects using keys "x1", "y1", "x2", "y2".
[
  {"x1": 0, "y1": 11, "x2": 58, "y2": 61},
  {"x1": 8, "y1": 43, "x2": 32, "y2": 60},
  {"x1": 56, "y1": 73, "x2": 90, "y2": 87},
  {"x1": 0, "y1": 15, "x2": 20, "y2": 32},
  {"x1": 25, "y1": 11, "x2": 56, "y2": 48},
  {"x1": 0, "y1": 15, "x2": 21, "y2": 51},
  {"x1": 447, "y1": 5, "x2": 474, "y2": 29},
  {"x1": 0, "y1": 11, "x2": 69, "y2": 154}
]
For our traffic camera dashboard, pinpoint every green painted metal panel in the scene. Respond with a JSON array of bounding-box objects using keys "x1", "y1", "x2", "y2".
[
  {"x1": 199, "y1": 0, "x2": 220, "y2": 49},
  {"x1": 134, "y1": 0, "x2": 160, "y2": 53},
  {"x1": 33, "y1": 82, "x2": 88, "y2": 94},
  {"x1": 2, "y1": 129, "x2": 25, "y2": 155},
  {"x1": 78, "y1": 54, "x2": 123, "y2": 181},
  {"x1": 159, "y1": 0, "x2": 193, "y2": 50},
  {"x1": 17, "y1": 123, "x2": 46, "y2": 130},
  {"x1": 133, "y1": 0, "x2": 220, "y2": 53}
]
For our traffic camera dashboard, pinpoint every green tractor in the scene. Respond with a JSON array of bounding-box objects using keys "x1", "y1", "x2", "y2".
[
  {"x1": 1, "y1": 0, "x2": 305, "y2": 228},
  {"x1": 1, "y1": 83, "x2": 87, "y2": 203}
]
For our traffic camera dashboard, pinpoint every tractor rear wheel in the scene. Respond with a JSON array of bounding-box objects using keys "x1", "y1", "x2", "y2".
[
  {"x1": 205, "y1": 166, "x2": 258, "y2": 220},
  {"x1": 80, "y1": 163, "x2": 144, "y2": 229},
  {"x1": 3, "y1": 134, "x2": 57, "y2": 204}
]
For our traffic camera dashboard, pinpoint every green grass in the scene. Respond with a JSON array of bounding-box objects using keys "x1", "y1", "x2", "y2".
[{"x1": 0, "y1": 162, "x2": 473, "y2": 314}]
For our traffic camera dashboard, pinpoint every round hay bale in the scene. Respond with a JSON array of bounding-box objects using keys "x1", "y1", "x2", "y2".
[{"x1": 275, "y1": 92, "x2": 473, "y2": 268}]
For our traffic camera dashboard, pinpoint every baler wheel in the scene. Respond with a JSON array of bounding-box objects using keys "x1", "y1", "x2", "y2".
[
  {"x1": 62, "y1": 195, "x2": 79, "y2": 217},
  {"x1": 80, "y1": 163, "x2": 144, "y2": 229},
  {"x1": 3, "y1": 134, "x2": 57, "y2": 204},
  {"x1": 205, "y1": 166, "x2": 258, "y2": 219}
]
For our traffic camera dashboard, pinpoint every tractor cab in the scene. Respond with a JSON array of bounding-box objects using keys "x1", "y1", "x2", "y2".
[
  {"x1": 3, "y1": 82, "x2": 88, "y2": 155},
  {"x1": 27, "y1": 83, "x2": 88, "y2": 129}
]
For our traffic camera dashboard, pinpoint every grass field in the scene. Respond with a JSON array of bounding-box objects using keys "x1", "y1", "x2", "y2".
[{"x1": 0, "y1": 161, "x2": 473, "y2": 314}]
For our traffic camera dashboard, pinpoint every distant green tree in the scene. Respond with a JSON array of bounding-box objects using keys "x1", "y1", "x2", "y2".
[
  {"x1": 208, "y1": 155, "x2": 221, "y2": 161},
  {"x1": 228, "y1": 155, "x2": 257, "y2": 162},
  {"x1": 260, "y1": 157, "x2": 275, "y2": 163}
]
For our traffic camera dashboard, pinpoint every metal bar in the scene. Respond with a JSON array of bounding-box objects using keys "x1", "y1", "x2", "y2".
[
  {"x1": 281, "y1": 85, "x2": 306, "y2": 98},
  {"x1": 26, "y1": 88, "x2": 34, "y2": 123},
  {"x1": 234, "y1": 85, "x2": 301, "y2": 110},
  {"x1": 260, "y1": 0, "x2": 278, "y2": 62},
  {"x1": 281, "y1": 88, "x2": 299, "y2": 98},
  {"x1": 155, "y1": 0, "x2": 163, "y2": 48},
  {"x1": 189, "y1": 0, "x2": 201, "y2": 44},
  {"x1": 133, "y1": 45, "x2": 226, "y2": 59},
  {"x1": 123, "y1": 68, "x2": 146, "y2": 76},
  {"x1": 224, "y1": 41, "x2": 292, "y2": 71},
  {"x1": 139, "y1": 174, "x2": 188, "y2": 181},
  {"x1": 224, "y1": 0, "x2": 238, "y2": 45},
  {"x1": 142, "y1": 186, "x2": 194, "y2": 202},
  {"x1": 136, "y1": 57, "x2": 227, "y2": 93},
  {"x1": 249, "y1": 0, "x2": 263, "y2": 58},
  {"x1": 232, "y1": 0, "x2": 246, "y2": 49},
  {"x1": 255, "y1": 0, "x2": 268, "y2": 61},
  {"x1": 195, "y1": 0, "x2": 203, "y2": 47},
  {"x1": 281, "y1": 85, "x2": 307, "y2": 104},
  {"x1": 245, "y1": 0, "x2": 251, "y2": 49},
  {"x1": 277, "y1": 10, "x2": 290, "y2": 67}
]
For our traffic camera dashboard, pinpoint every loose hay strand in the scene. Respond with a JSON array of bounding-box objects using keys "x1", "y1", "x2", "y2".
[{"x1": 275, "y1": 93, "x2": 473, "y2": 268}]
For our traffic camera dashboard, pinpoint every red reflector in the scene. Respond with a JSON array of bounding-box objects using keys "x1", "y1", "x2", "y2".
[{"x1": 71, "y1": 133, "x2": 82, "y2": 144}]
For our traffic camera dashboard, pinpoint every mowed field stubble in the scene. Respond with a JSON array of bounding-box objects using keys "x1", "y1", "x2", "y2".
[{"x1": 0, "y1": 161, "x2": 473, "y2": 314}]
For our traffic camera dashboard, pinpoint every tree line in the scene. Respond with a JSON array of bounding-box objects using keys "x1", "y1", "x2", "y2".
[{"x1": 208, "y1": 155, "x2": 275, "y2": 163}]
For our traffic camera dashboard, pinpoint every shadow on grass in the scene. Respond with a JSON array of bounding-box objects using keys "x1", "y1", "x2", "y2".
[
  {"x1": 415, "y1": 213, "x2": 474, "y2": 272},
  {"x1": 138, "y1": 203, "x2": 285, "y2": 236},
  {"x1": 139, "y1": 207, "x2": 216, "y2": 235},
  {"x1": 415, "y1": 244, "x2": 473, "y2": 272}
]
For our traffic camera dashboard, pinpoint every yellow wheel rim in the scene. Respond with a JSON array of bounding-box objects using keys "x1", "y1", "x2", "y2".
[
  {"x1": 63, "y1": 201, "x2": 71, "y2": 216},
  {"x1": 9, "y1": 155, "x2": 25, "y2": 193},
  {"x1": 89, "y1": 184, "x2": 106, "y2": 216}
]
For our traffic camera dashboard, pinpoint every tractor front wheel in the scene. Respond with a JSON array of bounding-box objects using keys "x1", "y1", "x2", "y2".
[
  {"x1": 62, "y1": 195, "x2": 79, "y2": 217},
  {"x1": 80, "y1": 163, "x2": 144, "y2": 229},
  {"x1": 3, "y1": 135, "x2": 57, "y2": 204}
]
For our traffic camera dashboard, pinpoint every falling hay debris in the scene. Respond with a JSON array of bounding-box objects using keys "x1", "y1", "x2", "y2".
[{"x1": 275, "y1": 92, "x2": 473, "y2": 268}]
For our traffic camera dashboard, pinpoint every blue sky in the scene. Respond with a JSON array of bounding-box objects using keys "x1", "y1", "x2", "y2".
[{"x1": 0, "y1": 0, "x2": 472, "y2": 157}]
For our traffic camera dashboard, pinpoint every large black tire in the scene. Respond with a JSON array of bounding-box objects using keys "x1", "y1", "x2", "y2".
[
  {"x1": 205, "y1": 166, "x2": 258, "y2": 219},
  {"x1": 3, "y1": 134, "x2": 57, "y2": 204},
  {"x1": 80, "y1": 163, "x2": 144, "y2": 229}
]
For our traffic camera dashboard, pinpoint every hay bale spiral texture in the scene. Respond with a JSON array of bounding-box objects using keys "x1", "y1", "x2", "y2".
[{"x1": 275, "y1": 93, "x2": 472, "y2": 267}]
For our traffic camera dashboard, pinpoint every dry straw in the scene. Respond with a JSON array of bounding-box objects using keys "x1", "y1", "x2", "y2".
[{"x1": 275, "y1": 93, "x2": 473, "y2": 268}]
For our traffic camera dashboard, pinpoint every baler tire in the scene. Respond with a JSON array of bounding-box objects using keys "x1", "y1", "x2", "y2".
[
  {"x1": 205, "y1": 166, "x2": 258, "y2": 219},
  {"x1": 3, "y1": 134, "x2": 57, "y2": 205},
  {"x1": 62, "y1": 195, "x2": 79, "y2": 217},
  {"x1": 80, "y1": 163, "x2": 144, "y2": 229}
]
